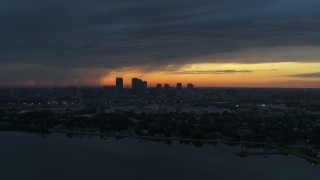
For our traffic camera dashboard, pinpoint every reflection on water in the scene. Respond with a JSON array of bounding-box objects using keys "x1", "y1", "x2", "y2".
[{"x1": 0, "y1": 132, "x2": 319, "y2": 180}]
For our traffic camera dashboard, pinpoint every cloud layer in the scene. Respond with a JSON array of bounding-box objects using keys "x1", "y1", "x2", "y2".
[
  {"x1": 1, "y1": 0, "x2": 320, "y2": 84},
  {"x1": 167, "y1": 70, "x2": 253, "y2": 74},
  {"x1": 285, "y1": 72, "x2": 320, "y2": 78}
]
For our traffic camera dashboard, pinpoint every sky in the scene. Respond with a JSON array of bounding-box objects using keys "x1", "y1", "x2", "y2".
[{"x1": 1, "y1": 0, "x2": 320, "y2": 88}]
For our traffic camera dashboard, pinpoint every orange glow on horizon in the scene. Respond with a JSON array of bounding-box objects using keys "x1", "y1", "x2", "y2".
[
  {"x1": 2, "y1": 62, "x2": 320, "y2": 88},
  {"x1": 99, "y1": 62, "x2": 320, "y2": 88}
]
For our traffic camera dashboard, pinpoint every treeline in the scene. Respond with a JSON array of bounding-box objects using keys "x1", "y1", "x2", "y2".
[{"x1": 0, "y1": 110, "x2": 320, "y2": 148}]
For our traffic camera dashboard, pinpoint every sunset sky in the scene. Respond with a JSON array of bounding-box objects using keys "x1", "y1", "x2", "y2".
[{"x1": 1, "y1": 0, "x2": 320, "y2": 87}]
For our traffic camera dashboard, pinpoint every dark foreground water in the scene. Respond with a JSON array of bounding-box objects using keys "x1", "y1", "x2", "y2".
[{"x1": 0, "y1": 132, "x2": 319, "y2": 180}]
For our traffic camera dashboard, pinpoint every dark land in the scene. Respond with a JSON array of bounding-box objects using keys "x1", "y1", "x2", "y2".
[{"x1": 1, "y1": 86, "x2": 320, "y2": 164}]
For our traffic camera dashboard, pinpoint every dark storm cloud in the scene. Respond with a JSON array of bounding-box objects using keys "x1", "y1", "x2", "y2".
[{"x1": 1, "y1": 0, "x2": 320, "y2": 83}]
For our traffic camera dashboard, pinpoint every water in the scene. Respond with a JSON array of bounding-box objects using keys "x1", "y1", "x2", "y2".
[{"x1": 0, "y1": 132, "x2": 319, "y2": 180}]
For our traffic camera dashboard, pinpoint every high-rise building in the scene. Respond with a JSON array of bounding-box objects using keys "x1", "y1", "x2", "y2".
[
  {"x1": 116, "y1": 77, "x2": 123, "y2": 96},
  {"x1": 132, "y1": 78, "x2": 145, "y2": 95},
  {"x1": 132, "y1": 78, "x2": 139, "y2": 95},
  {"x1": 142, "y1": 81, "x2": 148, "y2": 95},
  {"x1": 137, "y1": 79, "x2": 143, "y2": 95}
]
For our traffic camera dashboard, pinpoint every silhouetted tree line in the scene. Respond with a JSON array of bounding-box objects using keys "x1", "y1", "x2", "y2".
[{"x1": 0, "y1": 110, "x2": 320, "y2": 148}]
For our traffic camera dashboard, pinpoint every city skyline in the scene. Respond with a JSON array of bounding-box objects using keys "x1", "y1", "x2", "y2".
[{"x1": 105, "y1": 77, "x2": 194, "y2": 90}]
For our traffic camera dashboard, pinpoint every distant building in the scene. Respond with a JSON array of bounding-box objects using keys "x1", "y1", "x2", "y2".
[
  {"x1": 116, "y1": 77, "x2": 123, "y2": 96},
  {"x1": 187, "y1": 83, "x2": 194, "y2": 91},
  {"x1": 164, "y1": 83, "x2": 175, "y2": 97},
  {"x1": 164, "y1": 83, "x2": 170, "y2": 91},
  {"x1": 156, "y1": 84, "x2": 162, "y2": 90},
  {"x1": 132, "y1": 78, "x2": 139, "y2": 95},
  {"x1": 137, "y1": 79, "x2": 143, "y2": 95},
  {"x1": 142, "y1": 81, "x2": 148, "y2": 95},
  {"x1": 132, "y1": 78, "x2": 146, "y2": 96},
  {"x1": 176, "y1": 83, "x2": 183, "y2": 96}
]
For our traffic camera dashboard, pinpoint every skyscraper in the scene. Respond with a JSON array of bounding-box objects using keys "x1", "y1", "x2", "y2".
[
  {"x1": 132, "y1": 78, "x2": 139, "y2": 95},
  {"x1": 116, "y1": 77, "x2": 123, "y2": 96},
  {"x1": 132, "y1": 78, "x2": 145, "y2": 95},
  {"x1": 137, "y1": 79, "x2": 143, "y2": 95},
  {"x1": 142, "y1": 81, "x2": 148, "y2": 95}
]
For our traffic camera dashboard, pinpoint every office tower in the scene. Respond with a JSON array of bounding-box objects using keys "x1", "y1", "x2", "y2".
[
  {"x1": 132, "y1": 78, "x2": 139, "y2": 95},
  {"x1": 142, "y1": 81, "x2": 148, "y2": 95},
  {"x1": 116, "y1": 77, "x2": 123, "y2": 96},
  {"x1": 137, "y1": 79, "x2": 143, "y2": 95},
  {"x1": 132, "y1": 78, "x2": 145, "y2": 95}
]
